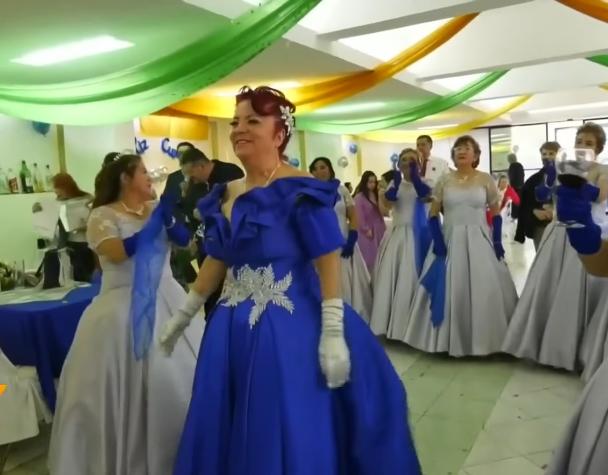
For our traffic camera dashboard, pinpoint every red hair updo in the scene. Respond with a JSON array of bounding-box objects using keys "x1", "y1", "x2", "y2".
[{"x1": 235, "y1": 86, "x2": 296, "y2": 154}]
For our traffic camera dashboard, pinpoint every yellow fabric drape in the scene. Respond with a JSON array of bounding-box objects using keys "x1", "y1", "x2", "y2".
[
  {"x1": 557, "y1": 0, "x2": 608, "y2": 22},
  {"x1": 360, "y1": 95, "x2": 532, "y2": 143},
  {"x1": 601, "y1": 83, "x2": 608, "y2": 91},
  {"x1": 139, "y1": 114, "x2": 209, "y2": 140},
  {"x1": 163, "y1": 14, "x2": 478, "y2": 118}
]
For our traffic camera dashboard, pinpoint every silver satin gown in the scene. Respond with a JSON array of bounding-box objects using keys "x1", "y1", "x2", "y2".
[
  {"x1": 404, "y1": 172, "x2": 518, "y2": 356},
  {"x1": 48, "y1": 205, "x2": 205, "y2": 475},
  {"x1": 502, "y1": 198, "x2": 608, "y2": 372},
  {"x1": 547, "y1": 359, "x2": 608, "y2": 475},
  {"x1": 370, "y1": 180, "x2": 426, "y2": 339}
]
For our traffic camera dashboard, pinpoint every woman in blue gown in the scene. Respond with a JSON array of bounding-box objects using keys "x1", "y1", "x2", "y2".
[{"x1": 159, "y1": 86, "x2": 420, "y2": 475}]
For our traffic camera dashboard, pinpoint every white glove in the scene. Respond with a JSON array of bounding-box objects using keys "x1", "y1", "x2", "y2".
[
  {"x1": 159, "y1": 290, "x2": 206, "y2": 356},
  {"x1": 319, "y1": 299, "x2": 351, "y2": 389}
]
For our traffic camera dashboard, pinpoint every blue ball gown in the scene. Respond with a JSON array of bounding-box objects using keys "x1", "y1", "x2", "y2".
[{"x1": 173, "y1": 177, "x2": 420, "y2": 475}]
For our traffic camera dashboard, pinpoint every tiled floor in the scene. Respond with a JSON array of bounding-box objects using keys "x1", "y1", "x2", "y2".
[
  {"x1": 3, "y1": 235, "x2": 585, "y2": 474},
  {"x1": 385, "y1": 342, "x2": 582, "y2": 475}
]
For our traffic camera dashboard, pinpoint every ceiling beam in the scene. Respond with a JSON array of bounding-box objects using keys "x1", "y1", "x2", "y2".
[
  {"x1": 315, "y1": 0, "x2": 534, "y2": 41},
  {"x1": 409, "y1": 1, "x2": 608, "y2": 80}
]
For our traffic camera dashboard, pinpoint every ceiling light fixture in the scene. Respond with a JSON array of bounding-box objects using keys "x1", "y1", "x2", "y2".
[
  {"x1": 528, "y1": 101, "x2": 608, "y2": 115},
  {"x1": 11, "y1": 35, "x2": 133, "y2": 67}
]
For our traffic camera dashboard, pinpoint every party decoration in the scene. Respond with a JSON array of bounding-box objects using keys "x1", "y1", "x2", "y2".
[
  {"x1": 588, "y1": 55, "x2": 608, "y2": 68},
  {"x1": 297, "y1": 70, "x2": 508, "y2": 134},
  {"x1": 557, "y1": 0, "x2": 608, "y2": 23},
  {"x1": 161, "y1": 14, "x2": 479, "y2": 118},
  {"x1": 348, "y1": 143, "x2": 358, "y2": 154},
  {"x1": 390, "y1": 153, "x2": 400, "y2": 164},
  {"x1": 32, "y1": 121, "x2": 50, "y2": 136},
  {"x1": 361, "y1": 95, "x2": 532, "y2": 143},
  {"x1": 512, "y1": 145, "x2": 520, "y2": 153},
  {"x1": 337, "y1": 156, "x2": 349, "y2": 168},
  {"x1": 288, "y1": 157, "x2": 301, "y2": 168},
  {"x1": 161, "y1": 138, "x2": 179, "y2": 159},
  {"x1": 134, "y1": 138, "x2": 150, "y2": 155},
  {"x1": 0, "y1": 0, "x2": 321, "y2": 125}
]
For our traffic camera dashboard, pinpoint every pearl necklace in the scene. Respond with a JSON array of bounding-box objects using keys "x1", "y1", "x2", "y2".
[{"x1": 120, "y1": 201, "x2": 145, "y2": 216}]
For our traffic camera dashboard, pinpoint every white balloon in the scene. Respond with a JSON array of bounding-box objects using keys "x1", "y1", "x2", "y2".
[
  {"x1": 512, "y1": 145, "x2": 519, "y2": 153},
  {"x1": 337, "y1": 156, "x2": 349, "y2": 168}
]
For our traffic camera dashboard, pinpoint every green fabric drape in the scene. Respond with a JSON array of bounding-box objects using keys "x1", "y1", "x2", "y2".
[
  {"x1": 0, "y1": 0, "x2": 321, "y2": 125},
  {"x1": 297, "y1": 70, "x2": 508, "y2": 134},
  {"x1": 588, "y1": 54, "x2": 608, "y2": 67}
]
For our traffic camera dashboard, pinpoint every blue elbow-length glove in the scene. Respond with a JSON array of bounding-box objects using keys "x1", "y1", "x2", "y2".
[{"x1": 556, "y1": 183, "x2": 602, "y2": 255}]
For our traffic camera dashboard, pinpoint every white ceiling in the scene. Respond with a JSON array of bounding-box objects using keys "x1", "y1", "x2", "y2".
[{"x1": 186, "y1": 0, "x2": 608, "y2": 129}]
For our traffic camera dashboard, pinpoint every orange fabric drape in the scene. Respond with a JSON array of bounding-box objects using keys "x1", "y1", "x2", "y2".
[
  {"x1": 162, "y1": 14, "x2": 479, "y2": 118},
  {"x1": 557, "y1": 0, "x2": 608, "y2": 22}
]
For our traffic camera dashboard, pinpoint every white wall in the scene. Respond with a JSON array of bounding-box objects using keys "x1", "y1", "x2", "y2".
[
  {"x1": 64, "y1": 122, "x2": 135, "y2": 193},
  {"x1": 0, "y1": 116, "x2": 61, "y2": 269},
  {"x1": 0, "y1": 115, "x2": 59, "y2": 184},
  {"x1": 359, "y1": 139, "x2": 407, "y2": 177}
]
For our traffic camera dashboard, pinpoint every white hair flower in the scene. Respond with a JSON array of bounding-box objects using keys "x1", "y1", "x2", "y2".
[{"x1": 279, "y1": 105, "x2": 295, "y2": 136}]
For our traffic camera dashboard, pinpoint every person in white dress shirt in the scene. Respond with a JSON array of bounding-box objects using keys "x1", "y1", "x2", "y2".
[{"x1": 416, "y1": 135, "x2": 450, "y2": 188}]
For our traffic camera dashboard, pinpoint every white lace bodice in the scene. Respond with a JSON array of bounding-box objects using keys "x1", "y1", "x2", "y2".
[
  {"x1": 334, "y1": 185, "x2": 354, "y2": 238},
  {"x1": 87, "y1": 204, "x2": 171, "y2": 292}
]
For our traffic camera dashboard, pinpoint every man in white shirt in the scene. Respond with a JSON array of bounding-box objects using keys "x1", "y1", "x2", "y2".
[{"x1": 416, "y1": 135, "x2": 450, "y2": 188}]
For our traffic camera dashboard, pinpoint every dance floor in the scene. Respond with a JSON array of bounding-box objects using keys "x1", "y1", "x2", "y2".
[{"x1": 5, "y1": 236, "x2": 583, "y2": 475}]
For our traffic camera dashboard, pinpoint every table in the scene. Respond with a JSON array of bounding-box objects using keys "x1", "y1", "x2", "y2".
[{"x1": 0, "y1": 284, "x2": 99, "y2": 411}]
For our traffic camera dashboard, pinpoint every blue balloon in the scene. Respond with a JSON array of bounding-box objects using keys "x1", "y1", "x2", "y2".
[
  {"x1": 390, "y1": 153, "x2": 399, "y2": 164},
  {"x1": 288, "y1": 157, "x2": 300, "y2": 168},
  {"x1": 32, "y1": 122, "x2": 51, "y2": 136},
  {"x1": 348, "y1": 143, "x2": 358, "y2": 154}
]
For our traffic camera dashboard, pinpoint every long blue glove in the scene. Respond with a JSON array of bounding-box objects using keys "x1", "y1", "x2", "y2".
[
  {"x1": 409, "y1": 160, "x2": 431, "y2": 198},
  {"x1": 341, "y1": 230, "x2": 358, "y2": 258},
  {"x1": 384, "y1": 169, "x2": 402, "y2": 202},
  {"x1": 535, "y1": 160, "x2": 557, "y2": 203},
  {"x1": 160, "y1": 194, "x2": 191, "y2": 247},
  {"x1": 543, "y1": 159, "x2": 557, "y2": 186},
  {"x1": 556, "y1": 184, "x2": 602, "y2": 255},
  {"x1": 429, "y1": 216, "x2": 447, "y2": 257},
  {"x1": 491, "y1": 215, "x2": 505, "y2": 260},
  {"x1": 123, "y1": 233, "x2": 139, "y2": 257}
]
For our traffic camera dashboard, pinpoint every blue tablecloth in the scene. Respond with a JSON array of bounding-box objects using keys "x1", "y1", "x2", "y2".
[{"x1": 0, "y1": 284, "x2": 99, "y2": 411}]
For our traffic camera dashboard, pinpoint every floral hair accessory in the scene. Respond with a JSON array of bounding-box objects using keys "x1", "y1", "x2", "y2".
[{"x1": 279, "y1": 105, "x2": 295, "y2": 136}]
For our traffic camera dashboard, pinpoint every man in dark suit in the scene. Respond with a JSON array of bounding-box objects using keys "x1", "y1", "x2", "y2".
[
  {"x1": 179, "y1": 148, "x2": 244, "y2": 241},
  {"x1": 507, "y1": 153, "x2": 525, "y2": 219},
  {"x1": 163, "y1": 141, "x2": 195, "y2": 199},
  {"x1": 162, "y1": 142, "x2": 197, "y2": 288},
  {"x1": 175, "y1": 148, "x2": 244, "y2": 314},
  {"x1": 515, "y1": 141, "x2": 560, "y2": 250}
]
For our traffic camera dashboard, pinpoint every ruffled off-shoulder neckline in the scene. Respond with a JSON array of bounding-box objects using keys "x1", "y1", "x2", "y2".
[{"x1": 196, "y1": 177, "x2": 339, "y2": 220}]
